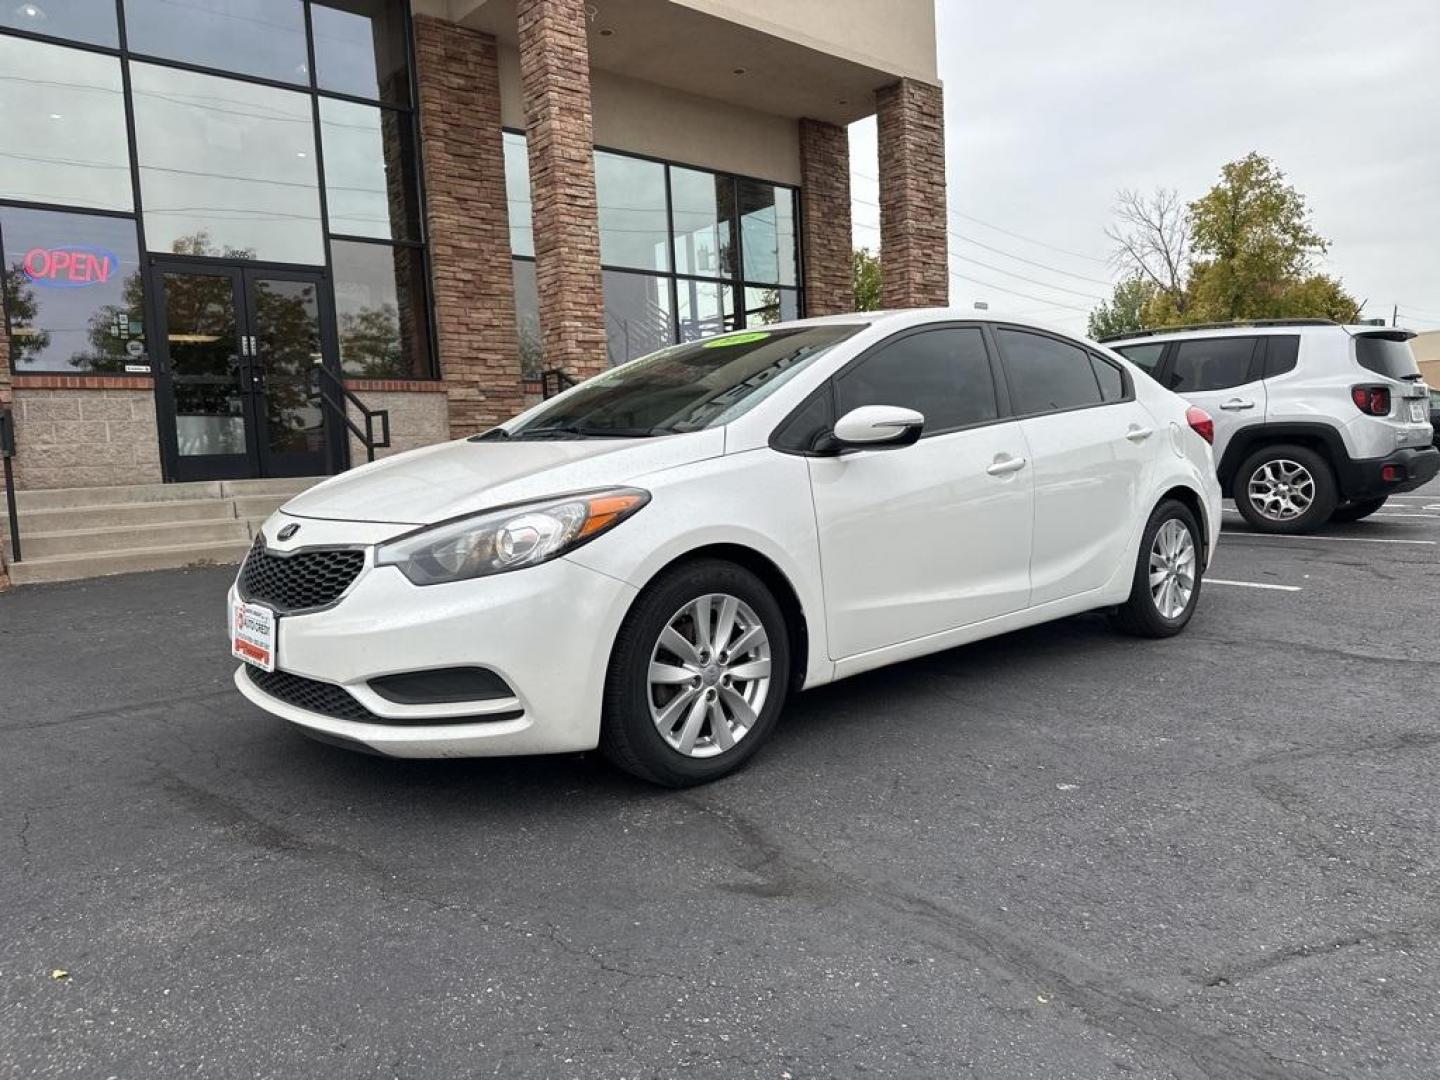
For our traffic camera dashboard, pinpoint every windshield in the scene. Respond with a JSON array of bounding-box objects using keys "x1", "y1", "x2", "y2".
[
  {"x1": 499, "y1": 326, "x2": 862, "y2": 439},
  {"x1": 1354, "y1": 334, "x2": 1421, "y2": 381}
]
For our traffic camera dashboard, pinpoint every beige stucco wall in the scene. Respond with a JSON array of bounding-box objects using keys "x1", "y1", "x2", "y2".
[
  {"x1": 346, "y1": 389, "x2": 450, "y2": 464},
  {"x1": 671, "y1": 0, "x2": 938, "y2": 85},
  {"x1": 11, "y1": 389, "x2": 162, "y2": 490},
  {"x1": 496, "y1": 45, "x2": 800, "y2": 185}
]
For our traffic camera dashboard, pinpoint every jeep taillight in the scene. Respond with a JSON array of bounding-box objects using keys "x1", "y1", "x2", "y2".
[
  {"x1": 1351, "y1": 385, "x2": 1391, "y2": 416},
  {"x1": 1185, "y1": 406, "x2": 1214, "y2": 445}
]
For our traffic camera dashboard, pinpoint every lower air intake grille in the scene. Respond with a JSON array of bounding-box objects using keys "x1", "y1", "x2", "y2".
[{"x1": 246, "y1": 666, "x2": 376, "y2": 723}]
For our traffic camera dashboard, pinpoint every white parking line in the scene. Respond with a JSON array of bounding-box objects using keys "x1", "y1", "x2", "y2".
[
  {"x1": 1206, "y1": 578, "x2": 1302, "y2": 592},
  {"x1": 1221, "y1": 530, "x2": 1436, "y2": 546},
  {"x1": 1371, "y1": 512, "x2": 1440, "y2": 520}
]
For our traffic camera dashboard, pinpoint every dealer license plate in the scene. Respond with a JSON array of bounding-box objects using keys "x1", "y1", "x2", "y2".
[
  {"x1": 231, "y1": 598, "x2": 277, "y2": 672},
  {"x1": 1409, "y1": 399, "x2": 1427, "y2": 423}
]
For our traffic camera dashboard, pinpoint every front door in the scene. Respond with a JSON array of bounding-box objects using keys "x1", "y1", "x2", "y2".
[{"x1": 152, "y1": 260, "x2": 345, "y2": 482}]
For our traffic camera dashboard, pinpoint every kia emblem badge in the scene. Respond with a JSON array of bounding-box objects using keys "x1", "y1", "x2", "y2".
[{"x1": 277, "y1": 523, "x2": 300, "y2": 541}]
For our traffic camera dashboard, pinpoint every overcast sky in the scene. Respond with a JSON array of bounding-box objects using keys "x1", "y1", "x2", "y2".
[{"x1": 849, "y1": 0, "x2": 1440, "y2": 337}]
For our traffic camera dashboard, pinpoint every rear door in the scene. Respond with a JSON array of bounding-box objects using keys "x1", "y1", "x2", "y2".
[
  {"x1": 806, "y1": 325, "x2": 1034, "y2": 658},
  {"x1": 993, "y1": 327, "x2": 1158, "y2": 606},
  {"x1": 1157, "y1": 336, "x2": 1265, "y2": 461}
]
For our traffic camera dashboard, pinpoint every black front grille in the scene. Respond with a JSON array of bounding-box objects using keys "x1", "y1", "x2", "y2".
[
  {"x1": 247, "y1": 666, "x2": 376, "y2": 723},
  {"x1": 238, "y1": 537, "x2": 364, "y2": 613}
]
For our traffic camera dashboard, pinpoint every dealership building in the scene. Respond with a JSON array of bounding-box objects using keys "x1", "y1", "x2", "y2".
[{"x1": 0, "y1": 0, "x2": 946, "y2": 585}]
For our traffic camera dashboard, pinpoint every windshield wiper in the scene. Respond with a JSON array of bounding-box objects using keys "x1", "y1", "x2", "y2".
[{"x1": 510, "y1": 424, "x2": 665, "y2": 440}]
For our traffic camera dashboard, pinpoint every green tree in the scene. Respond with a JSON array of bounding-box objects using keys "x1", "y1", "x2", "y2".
[
  {"x1": 853, "y1": 247, "x2": 881, "y2": 311},
  {"x1": 1087, "y1": 275, "x2": 1160, "y2": 339}
]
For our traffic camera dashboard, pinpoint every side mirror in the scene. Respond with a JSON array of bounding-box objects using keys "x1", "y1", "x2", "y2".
[{"x1": 831, "y1": 405, "x2": 924, "y2": 450}]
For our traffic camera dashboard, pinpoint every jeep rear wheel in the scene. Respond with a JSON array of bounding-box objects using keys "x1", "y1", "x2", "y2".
[{"x1": 1234, "y1": 444, "x2": 1337, "y2": 534}]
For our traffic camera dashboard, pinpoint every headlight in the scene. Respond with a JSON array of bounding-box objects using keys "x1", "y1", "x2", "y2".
[{"x1": 376, "y1": 488, "x2": 649, "y2": 585}]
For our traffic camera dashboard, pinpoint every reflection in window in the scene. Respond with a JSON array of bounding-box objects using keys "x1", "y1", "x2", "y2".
[
  {"x1": 512, "y1": 258, "x2": 540, "y2": 377},
  {"x1": 312, "y1": 0, "x2": 410, "y2": 105},
  {"x1": 131, "y1": 63, "x2": 322, "y2": 264},
  {"x1": 124, "y1": 0, "x2": 310, "y2": 85},
  {"x1": 330, "y1": 239, "x2": 431, "y2": 379},
  {"x1": 1, "y1": 206, "x2": 146, "y2": 373},
  {"x1": 738, "y1": 180, "x2": 797, "y2": 286},
  {"x1": 0, "y1": 37, "x2": 132, "y2": 211},
  {"x1": 603, "y1": 270, "x2": 672, "y2": 366},
  {"x1": 670, "y1": 167, "x2": 734, "y2": 278},
  {"x1": 595, "y1": 151, "x2": 668, "y2": 271},
  {"x1": 743, "y1": 286, "x2": 798, "y2": 326},
  {"x1": 2, "y1": 0, "x2": 117, "y2": 46},
  {"x1": 676, "y1": 279, "x2": 735, "y2": 342},
  {"x1": 320, "y1": 98, "x2": 417, "y2": 240},
  {"x1": 503, "y1": 131, "x2": 532, "y2": 258}
]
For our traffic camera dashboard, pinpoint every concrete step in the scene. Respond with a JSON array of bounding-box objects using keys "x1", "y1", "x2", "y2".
[
  {"x1": 7, "y1": 539, "x2": 253, "y2": 586},
  {"x1": 233, "y1": 494, "x2": 294, "y2": 519},
  {"x1": 4, "y1": 517, "x2": 258, "y2": 560},
  {"x1": 219, "y1": 477, "x2": 324, "y2": 498},
  {"x1": 4, "y1": 498, "x2": 239, "y2": 534},
  {"x1": 12, "y1": 476, "x2": 323, "y2": 512}
]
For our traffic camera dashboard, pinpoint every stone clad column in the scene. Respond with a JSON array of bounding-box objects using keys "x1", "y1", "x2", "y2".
[
  {"x1": 798, "y1": 118, "x2": 854, "y2": 316},
  {"x1": 516, "y1": 0, "x2": 607, "y2": 381},
  {"x1": 876, "y1": 78, "x2": 949, "y2": 308},
  {"x1": 412, "y1": 16, "x2": 524, "y2": 438}
]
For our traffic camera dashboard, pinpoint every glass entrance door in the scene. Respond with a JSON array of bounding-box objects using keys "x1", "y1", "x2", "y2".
[{"x1": 153, "y1": 260, "x2": 343, "y2": 481}]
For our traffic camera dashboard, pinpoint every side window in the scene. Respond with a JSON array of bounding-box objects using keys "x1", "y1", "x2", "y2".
[
  {"x1": 996, "y1": 329, "x2": 1103, "y2": 414},
  {"x1": 834, "y1": 328, "x2": 999, "y2": 433},
  {"x1": 1090, "y1": 353, "x2": 1126, "y2": 402},
  {"x1": 1263, "y1": 335, "x2": 1300, "y2": 378},
  {"x1": 1168, "y1": 338, "x2": 1259, "y2": 393},
  {"x1": 772, "y1": 387, "x2": 834, "y2": 453},
  {"x1": 1115, "y1": 342, "x2": 1165, "y2": 376}
]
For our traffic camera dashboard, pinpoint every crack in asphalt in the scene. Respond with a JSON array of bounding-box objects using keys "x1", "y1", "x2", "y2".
[
  {"x1": 685, "y1": 796, "x2": 1333, "y2": 1080},
  {"x1": 1200, "y1": 921, "x2": 1435, "y2": 988}
]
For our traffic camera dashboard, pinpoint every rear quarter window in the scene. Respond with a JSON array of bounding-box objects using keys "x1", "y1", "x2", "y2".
[{"x1": 1354, "y1": 335, "x2": 1421, "y2": 381}]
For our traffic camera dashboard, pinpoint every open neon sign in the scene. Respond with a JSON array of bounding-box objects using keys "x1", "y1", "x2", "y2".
[{"x1": 22, "y1": 245, "x2": 118, "y2": 289}]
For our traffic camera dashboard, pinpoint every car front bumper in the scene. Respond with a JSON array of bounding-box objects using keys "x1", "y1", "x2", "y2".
[
  {"x1": 1336, "y1": 445, "x2": 1440, "y2": 500},
  {"x1": 231, "y1": 552, "x2": 638, "y2": 758}
]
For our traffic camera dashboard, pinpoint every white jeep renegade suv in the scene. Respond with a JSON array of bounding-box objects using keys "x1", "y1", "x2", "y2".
[{"x1": 1105, "y1": 321, "x2": 1437, "y2": 533}]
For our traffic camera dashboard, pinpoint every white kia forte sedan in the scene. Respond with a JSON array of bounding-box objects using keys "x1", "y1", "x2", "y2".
[{"x1": 231, "y1": 310, "x2": 1221, "y2": 786}]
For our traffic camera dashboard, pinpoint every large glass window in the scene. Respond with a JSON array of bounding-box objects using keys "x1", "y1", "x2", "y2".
[
  {"x1": 595, "y1": 151, "x2": 669, "y2": 272},
  {"x1": 2, "y1": 0, "x2": 117, "y2": 46},
  {"x1": 0, "y1": 36, "x2": 132, "y2": 211},
  {"x1": 502, "y1": 131, "x2": 532, "y2": 259},
  {"x1": 511, "y1": 257, "x2": 539, "y2": 377},
  {"x1": 603, "y1": 270, "x2": 672, "y2": 366},
  {"x1": 320, "y1": 98, "x2": 418, "y2": 240},
  {"x1": 330, "y1": 238, "x2": 430, "y2": 379},
  {"x1": 124, "y1": 0, "x2": 310, "y2": 85},
  {"x1": 676, "y1": 279, "x2": 735, "y2": 343},
  {"x1": 738, "y1": 180, "x2": 797, "y2": 288},
  {"x1": 670, "y1": 166, "x2": 734, "y2": 278},
  {"x1": 312, "y1": 0, "x2": 410, "y2": 105},
  {"x1": 1, "y1": 206, "x2": 146, "y2": 373},
  {"x1": 131, "y1": 62, "x2": 323, "y2": 264}
]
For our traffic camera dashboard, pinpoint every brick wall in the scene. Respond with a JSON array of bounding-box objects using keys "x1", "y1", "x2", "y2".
[
  {"x1": 876, "y1": 78, "x2": 949, "y2": 308},
  {"x1": 799, "y1": 118, "x2": 854, "y2": 316},
  {"x1": 10, "y1": 388, "x2": 162, "y2": 490},
  {"x1": 345, "y1": 387, "x2": 449, "y2": 464},
  {"x1": 516, "y1": 0, "x2": 607, "y2": 381},
  {"x1": 412, "y1": 16, "x2": 525, "y2": 438}
]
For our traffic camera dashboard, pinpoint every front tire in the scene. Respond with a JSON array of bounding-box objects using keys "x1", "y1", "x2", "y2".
[
  {"x1": 1110, "y1": 499, "x2": 1203, "y2": 638},
  {"x1": 1233, "y1": 443, "x2": 1337, "y2": 534},
  {"x1": 1330, "y1": 496, "x2": 1388, "y2": 523},
  {"x1": 600, "y1": 559, "x2": 791, "y2": 787}
]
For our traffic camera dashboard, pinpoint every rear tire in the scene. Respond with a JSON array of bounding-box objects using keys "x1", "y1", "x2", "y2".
[
  {"x1": 600, "y1": 559, "x2": 790, "y2": 787},
  {"x1": 1233, "y1": 443, "x2": 1338, "y2": 534},
  {"x1": 1110, "y1": 499, "x2": 1203, "y2": 638},
  {"x1": 1330, "y1": 496, "x2": 1388, "y2": 523}
]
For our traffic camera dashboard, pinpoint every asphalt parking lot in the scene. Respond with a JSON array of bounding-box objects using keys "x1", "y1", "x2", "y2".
[{"x1": 2, "y1": 477, "x2": 1438, "y2": 1080}]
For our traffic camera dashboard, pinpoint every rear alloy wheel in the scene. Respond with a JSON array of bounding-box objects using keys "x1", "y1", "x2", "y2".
[
  {"x1": 1110, "y1": 499, "x2": 1203, "y2": 638},
  {"x1": 1233, "y1": 444, "x2": 1337, "y2": 534},
  {"x1": 601, "y1": 559, "x2": 790, "y2": 787},
  {"x1": 1330, "y1": 496, "x2": 1388, "y2": 523}
]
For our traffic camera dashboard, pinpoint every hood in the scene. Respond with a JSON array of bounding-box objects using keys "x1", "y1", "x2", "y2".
[{"x1": 281, "y1": 429, "x2": 726, "y2": 525}]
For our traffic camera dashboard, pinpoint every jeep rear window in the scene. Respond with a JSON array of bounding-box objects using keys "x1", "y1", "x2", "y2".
[{"x1": 1354, "y1": 335, "x2": 1420, "y2": 381}]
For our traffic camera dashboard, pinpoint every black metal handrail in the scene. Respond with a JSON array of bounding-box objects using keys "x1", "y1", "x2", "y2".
[
  {"x1": 540, "y1": 367, "x2": 577, "y2": 400},
  {"x1": 1, "y1": 407, "x2": 19, "y2": 564},
  {"x1": 310, "y1": 367, "x2": 391, "y2": 465}
]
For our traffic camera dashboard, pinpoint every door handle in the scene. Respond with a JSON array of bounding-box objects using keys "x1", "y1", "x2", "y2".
[
  {"x1": 986, "y1": 455, "x2": 1027, "y2": 476},
  {"x1": 1219, "y1": 399, "x2": 1255, "y2": 411},
  {"x1": 1125, "y1": 426, "x2": 1154, "y2": 442}
]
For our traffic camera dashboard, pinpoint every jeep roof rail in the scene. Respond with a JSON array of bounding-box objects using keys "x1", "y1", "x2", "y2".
[{"x1": 1098, "y1": 319, "x2": 1340, "y2": 344}]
